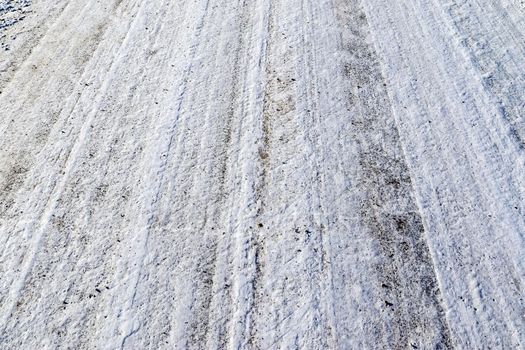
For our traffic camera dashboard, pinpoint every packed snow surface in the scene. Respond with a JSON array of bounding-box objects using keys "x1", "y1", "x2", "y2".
[{"x1": 1, "y1": 0, "x2": 525, "y2": 348}]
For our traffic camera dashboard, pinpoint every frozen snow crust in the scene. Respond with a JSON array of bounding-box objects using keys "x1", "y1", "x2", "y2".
[{"x1": 0, "y1": 0, "x2": 524, "y2": 348}]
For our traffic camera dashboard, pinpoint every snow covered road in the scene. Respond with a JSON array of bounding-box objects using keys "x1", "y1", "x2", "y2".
[{"x1": 1, "y1": 0, "x2": 524, "y2": 348}]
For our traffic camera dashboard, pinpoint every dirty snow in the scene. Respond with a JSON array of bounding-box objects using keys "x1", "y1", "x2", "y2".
[{"x1": 0, "y1": 0, "x2": 524, "y2": 348}]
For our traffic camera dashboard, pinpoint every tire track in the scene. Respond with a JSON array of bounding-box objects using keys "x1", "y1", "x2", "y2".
[
  {"x1": 245, "y1": 0, "x2": 272, "y2": 346},
  {"x1": 100, "y1": 0, "x2": 214, "y2": 347},
  {"x1": 247, "y1": 0, "x2": 336, "y2": 348},
  {"x1": 0, "y1": 0, "x2": 149, "y2": 341},
  {"x1": 197, "y1": 1, "x2": 269, "y2": 348},
  {"x1": 248, "y1": 0, "x2": 302, "y2": 345},
  {"x1": 75, "y1": 1, "x2": 212, "y2": 347},
  {"x1": 0, "y1": 0, "x2": 132, "y2": 220},
  {"x1": 217, "y1": 0, "x2": 272, "y2": 346},
  {"x1": 440, "y1": 0, "x2": 525, "y2": 149},
  {"x1": 333, "y1": 0, "x2": 453, "y2": 348},
  {"x1": 362, "y1": 0, "x2": 525, "y2": 347},
  {"x1": 300, "y1": 0, "x2": 341, "y2": 346}
]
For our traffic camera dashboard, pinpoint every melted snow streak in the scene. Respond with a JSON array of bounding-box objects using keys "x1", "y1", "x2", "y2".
[{"x1": 0, "y1": 0, "x2": 524, "y2": 348}]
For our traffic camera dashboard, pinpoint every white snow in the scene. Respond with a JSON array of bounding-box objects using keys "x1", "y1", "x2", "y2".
[{"x1": 0, "y1": 0, "x2": 524, "y2": 348}]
